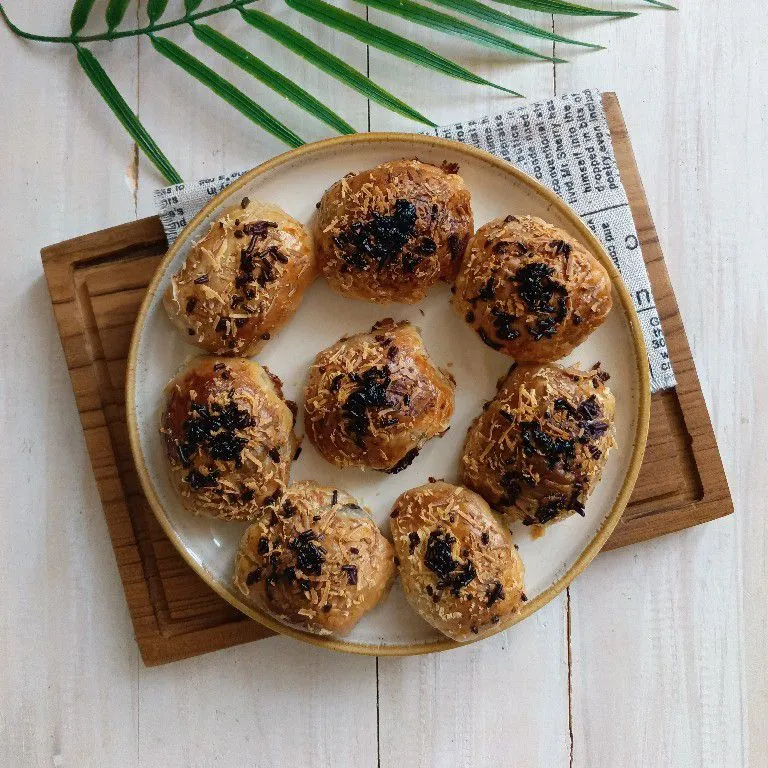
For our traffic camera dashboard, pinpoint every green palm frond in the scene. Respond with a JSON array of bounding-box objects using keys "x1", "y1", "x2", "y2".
[
  {"x1": 423, "y1": 0, "x2": 602, "y2": 49},
  {"x1": 70, "y1": 0, "x2": 97, "y2": 34},
  {"x1": 287, "y1": 0, "x2": 522, "y2": 96},
  {"x1": 241, "y1": 8, "x2": 437, "y2": 127},
  {"x1": 489, "y1": 0, "x2": 636, "y2": 17},
  {"x1": 75, "y1": 45, "x2": 181, "y2": 182},
  {"x1": 147, "y1": 0, "x2": 169, "y2": 24},
  {"x1": 150, "y1": 34, "x2": 306, "y2": 148},
  {"x1": 0, "y1": 0, "x2": 670, "y2": 181},
  {"x1": 105, "y1": 0, "x2": 131, "y2": 32},
  {"x1": 193, "y1": 23, "x2": 357, "y2": 134},
  {"x1": 358, "y1": 0, "x2": 566, "y2": 63}
]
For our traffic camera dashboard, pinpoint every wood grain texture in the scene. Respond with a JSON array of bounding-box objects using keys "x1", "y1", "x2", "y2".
[
  {"x1": 2, "y1": 0, "x2": 758, "y2": 764},
  {"x1": 39, "y1": 91, "x2": 732, "y2": 673},
  {"x1": 600, "y1": 93, "x2": 732, "y2": 549},
  {"x1": 363, "y1": 21, "x2": 574, "y2": 767},
  {"x1": 0, "y1": 6, "x2": 141, "y2": 766},
  {"x1": 133, "y1": 12, "x2": 378, "y2": 767},
  {"x1": 556, "y1": 7, "x2": 750, "y2": 768},
  {"x1": 378, "y1": 597, "x2": 571, "y2": 767},
  {"x1": 42, "y1": 218, "x2": 273, "y2": 666}
]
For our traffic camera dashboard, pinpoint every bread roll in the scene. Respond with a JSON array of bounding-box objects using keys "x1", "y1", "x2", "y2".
[
  {"x1": 160, "y1": 356, "x2": 296, "y2": 520},
  {"x1": 460, "y1": 362, "x2": 616, "y2": 526},
  {"x1": 390, "y1": 481, "x2": 525, "y2": 642},
  {"x1": 314, "y1": 159, "x2": 473, "y2": 303},
  {"x1": 304, "y1": 319, "x2": 455, "y2": 472},
  {"x1": 453, "y1": 215, "x2": 611, "y2": 361},
  {"x1": 164, "y1": 198, "x2": 315, "y2": 355},
  {"x1": 234, "y1": 481, "x2": 395, "y2": 636}
]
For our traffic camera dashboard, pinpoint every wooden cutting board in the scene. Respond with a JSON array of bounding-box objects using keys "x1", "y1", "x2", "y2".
[{"x1": 41, "y1": 93, "x2": 732, "y2": 666}]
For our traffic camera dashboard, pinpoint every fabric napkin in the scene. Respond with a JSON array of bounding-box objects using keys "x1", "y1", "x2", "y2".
[{"x1": 154, "y1": 88, "x2": 675, "y2": 392}]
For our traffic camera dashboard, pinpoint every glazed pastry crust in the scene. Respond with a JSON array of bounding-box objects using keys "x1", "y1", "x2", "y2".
[
  {"x1": 390, "y1": 482, "x2": 525, "y2": 642},
  {"x1": 163, "y1": 198, "x2": 316, "y2": 356},
  {"x1": 314, "y1": 160, "x2": 474, "y2": 304},
  {"x1": 160, "y1": 357, "x2": 296, "y2": 521},
  {"x1": 234, "y1": 481, "x2": 395, "y2": 636},
  {"x1": 304, "y1": 319, "x2": 455, "y2": 472},
  {"x1": 460, "y1": 362, "x2": 616, "y2": 527},
  {"x1": 453, "y1": 215, "x2": 612, "y2": 362}
]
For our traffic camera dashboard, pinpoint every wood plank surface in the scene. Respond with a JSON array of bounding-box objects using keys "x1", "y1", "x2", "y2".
[
  {"x1": 557, "y1": 10, "x2": 751, "y2": 768},
  {"x1": 0, "y1": 6, "x2": 142, "y2": 765},
  {"x1": 2, "y1": 0, "x2": 757, "y2": 766},
  {"x1": 40, "y1": 89, "x2": 732, "y2": 672}
]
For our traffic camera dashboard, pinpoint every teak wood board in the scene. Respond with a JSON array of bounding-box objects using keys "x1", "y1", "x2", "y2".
[{"x1": 41, "y1": 93, "x2": 732, "y2": 667}]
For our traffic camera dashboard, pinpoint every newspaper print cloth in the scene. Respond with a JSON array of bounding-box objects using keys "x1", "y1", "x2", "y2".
[{"x1": 154, "y1": 88, "x2": 674, "y2": 392}]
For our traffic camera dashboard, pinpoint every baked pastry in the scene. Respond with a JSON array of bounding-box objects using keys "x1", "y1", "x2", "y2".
[
  {"x1": 164, "y1": 198, "x2": 315, "y2": 355},
  {"x1": 314, "y1": 159, "x2": 473, "y2": 303},
  {"x1": 390, "y1": 481, "x2": 525, "y2": 642},
  {"x1": 453, "y1": 215, "x2": 612, "y2": 361},
  {"x1": 303, "y1": 319, "x2": 455, "y2": 472},
  {"x1": 160, "y1": 357, "x2": 296, "y2": 521},
  {"x1": 233, "y1": 481, "x2": 395, "y2": 636},
  {"x1": 460, "y1": 362, "x2": 615, "y2": 526}
]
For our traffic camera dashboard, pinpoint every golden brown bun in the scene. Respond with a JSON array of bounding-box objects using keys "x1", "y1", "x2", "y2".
[
  {"x1": 390, "y1": 482, "x2": 525, "y2": 642},
  {"x1": 233, "y1": 481, "x2": 395, "y2": 636},
  {"x1": 460, "y1": 362, "x2": 615, "y2": 527},
  {"x1": 303, "y1": 319, "x2": 455, "y2": 472},
  {"x1": 160, "y1": 357, "x2": 296, "y2": 521},
  {"x1": 314, "y1": 159, "x2": 473, "y2": 304},
  {"x1": 163, "y1": 198, "x2": 316, "y2": 356},
  {"x1": 453, "y1": 215, "x2": 612, "y2": 361}
]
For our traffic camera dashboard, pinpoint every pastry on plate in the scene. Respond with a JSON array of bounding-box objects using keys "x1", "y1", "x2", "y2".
[
  {"x1": 163, "y1": 198, "x2": 315, "y2": 355},
  {"x1": 303, "y1": 319, "x2": 455, "y2": 473},
  {"x1": 160, "y1": 357, "x2": 296, "y2": 521},
  {"x1": 453, "y1": 215, "x2": 612, "y2": 361},
  {"x1": 233, "y1": 481, "x2": 395, "y2": 636},
  {"x1": 390, "y1": 481, "x2": 525, "y2": 642},
  {"x1": 314, "y1": 159, "x2": 473, "y2": 303},
  {"x1": 460, "y1": 362, "x2": 615, "y2": 527}
]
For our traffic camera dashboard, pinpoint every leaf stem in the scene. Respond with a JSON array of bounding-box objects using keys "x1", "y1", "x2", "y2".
[{"x1": 0, "y1": 0, "x2": 257, "y2": 44}]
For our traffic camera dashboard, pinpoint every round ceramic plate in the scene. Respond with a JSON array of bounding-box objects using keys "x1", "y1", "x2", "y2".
[{"x1": 127, "y1": 134, "x2": 649, "y2": 655}]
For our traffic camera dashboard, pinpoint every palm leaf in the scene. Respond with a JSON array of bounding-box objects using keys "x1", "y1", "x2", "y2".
[
  {"x1": 147, "y1": 0, "x2": 169, "y2": 24},
  {"x1": 70, "y1": 0, "x2": 97, "y2": 34},
  {"x1": 424, "y1": 0, "x2": 602, "y2": 48},
  {"x1": 489, "y1": 0, "x2": 636, "y2": 17},
  {"x1": 3, "y1": 0, "x2": 668, "y2": 185},
  {"x1": 192, "y1": 23, "x2": 356, "y2": 134},
  {"x1": 75, "y1": 45, "x2": 182, "y2": 183},
  {"x1": 240, "y1": 8, "x2": 436, "y2": 127},
  {"x1": 357, "y1": 0, "x2": 566, "y2": 63},
  {"x1": 286, "y1": 0, "x2": 521, "y2": 96},
  {"x1": 150, "y1": 34, "x2": 305, "y2": 148},
  {"x1": 105, "y1": 0, "x2": 131, "y2": 32}
]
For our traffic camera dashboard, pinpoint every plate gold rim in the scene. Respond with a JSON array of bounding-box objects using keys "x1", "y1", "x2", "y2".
[{"x1": 126, "y1": 132, "x2": 651, "y2": 656}]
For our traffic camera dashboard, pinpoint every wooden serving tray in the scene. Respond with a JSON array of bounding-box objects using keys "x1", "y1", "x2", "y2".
[{"x1": 41, "y1": 93, "x2": 732, "y2": 666}]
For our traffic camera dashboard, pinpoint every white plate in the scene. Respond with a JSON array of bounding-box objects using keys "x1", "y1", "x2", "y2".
[{"x1": 127, "y1": 134, "x2": 649, "y2": 655}]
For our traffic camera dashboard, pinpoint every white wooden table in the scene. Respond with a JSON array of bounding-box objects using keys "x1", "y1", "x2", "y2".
[{"x1": 0, "y1": 1, "x2": 763, "y2": 765}]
